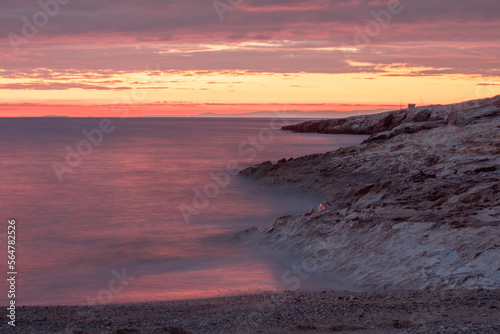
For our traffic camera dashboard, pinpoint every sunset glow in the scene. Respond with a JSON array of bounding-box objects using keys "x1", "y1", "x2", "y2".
[{"x1": 1, "y1": 0, "x2": 499, "y2": 116}]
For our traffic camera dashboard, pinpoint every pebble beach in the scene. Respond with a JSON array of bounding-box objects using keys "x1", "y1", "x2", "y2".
[{"x1": 7, "y1": 288, "x2": 500, "y2": 333}]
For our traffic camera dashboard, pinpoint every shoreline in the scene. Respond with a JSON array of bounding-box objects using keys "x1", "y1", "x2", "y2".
[
  {"x1": 6, "y1": 289, "x2": 500, "y2": 333},
  {"x1": 5, "y1": 96, "x2": 499, "y2": 333},
  {"x1": 239, "y1": 95, "x2": 500, "y2": 291}
]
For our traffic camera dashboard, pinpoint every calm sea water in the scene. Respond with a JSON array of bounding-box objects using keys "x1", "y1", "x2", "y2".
[{"x1": 0, "y1": 117, "x2": 366, "y2": 306}]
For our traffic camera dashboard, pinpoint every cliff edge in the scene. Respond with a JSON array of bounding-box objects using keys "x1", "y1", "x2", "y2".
[{"x1": 239, "y1": 95, "x2": 500, "y2": 290}]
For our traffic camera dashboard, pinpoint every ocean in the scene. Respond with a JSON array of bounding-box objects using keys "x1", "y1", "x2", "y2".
[{"x1": 0, "y1": 117, "x2": 367, "y2": 306}]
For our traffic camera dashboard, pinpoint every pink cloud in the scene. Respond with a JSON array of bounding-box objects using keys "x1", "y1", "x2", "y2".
[{"x1": 0, "y1": 0, "x2": 498, "y2": 78}]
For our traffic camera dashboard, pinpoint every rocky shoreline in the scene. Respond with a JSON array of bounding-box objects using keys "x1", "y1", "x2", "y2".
[
  {"x1": 240, "y1": 95, "x2": 500, "y2": 291},
  {"x1": 6, "y1": 96, "x2": 499, "y2": 334},
  {"x1": 4, "y1": 96, "x2": 500, "y2": 334},
  {"x1": 281, "y1": 96, "x2": 499, "y2": 139}
]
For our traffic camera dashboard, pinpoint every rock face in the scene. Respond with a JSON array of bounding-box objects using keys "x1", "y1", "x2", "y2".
[
  {"x1": 281, "y1": 96, "x2": 500, "y2": 140},
  {"x1": 239, "y1": 95, "x2": 500, "y2": 291}
]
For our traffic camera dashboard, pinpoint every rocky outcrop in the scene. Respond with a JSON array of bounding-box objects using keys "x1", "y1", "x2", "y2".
[
  {"x1": 281, "y1": 96, "x2": 500, "y2": 140},
  {"x1": 239, "y1": 95, "x2": 500, "y2": 291}
]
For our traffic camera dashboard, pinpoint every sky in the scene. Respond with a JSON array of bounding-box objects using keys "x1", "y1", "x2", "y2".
[{"x1": 0, "y1": 0, "x2": 499, "y2": 116}]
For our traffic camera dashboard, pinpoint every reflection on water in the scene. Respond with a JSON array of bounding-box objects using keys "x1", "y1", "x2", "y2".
[{"x1": 0, "y1": 117, "x2": 367, "y2": 305}]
